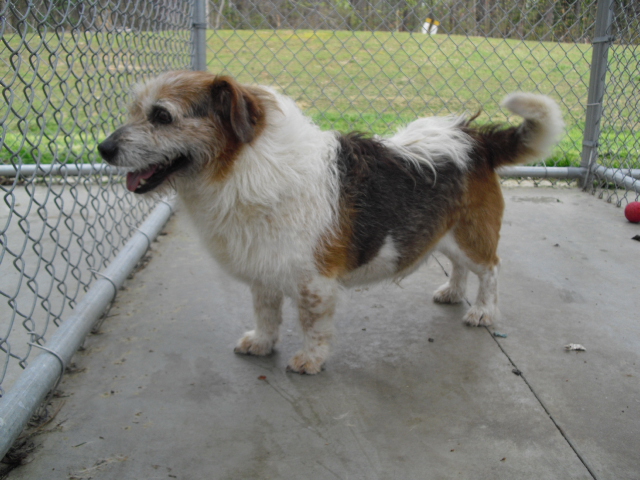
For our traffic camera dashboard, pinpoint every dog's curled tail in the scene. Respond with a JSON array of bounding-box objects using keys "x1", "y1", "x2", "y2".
[{"x1": 476, "y1": 93, "x2": 564, "y2": 170}]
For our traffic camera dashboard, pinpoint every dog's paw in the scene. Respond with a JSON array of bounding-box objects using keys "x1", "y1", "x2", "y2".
[
  {"x1": 286, "y1": 350, "x2": 326, "y2": 375},
  {"x1": 463, "y1": 306, "x2": 499, "y2": 327},
  {"x1": 433, "y1": 283, "x2": 465, "y2": 304},
  {"x1": 233, "y1": 330, "x2": 276, "y2": 356}
]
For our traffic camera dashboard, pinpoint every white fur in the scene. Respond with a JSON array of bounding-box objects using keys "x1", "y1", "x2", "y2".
[
  {"x1": 384, "y1": 115, "x2": 474, "y2": 172},
  {"x1": 502, "y1": 92, "x2": 565, "y2": 161},
  {"x1": 176, "y1": 90, "x2": 340, "y2": 296},
  {"x1": 234, "y1": 285, "x2": 283, "y2": 356},
  {"x1": 289, "y1": 275, "x2": 337, "y2": 374},
  {"x1": 434, "y1": 232, "x2": 500, "y2": 326}
]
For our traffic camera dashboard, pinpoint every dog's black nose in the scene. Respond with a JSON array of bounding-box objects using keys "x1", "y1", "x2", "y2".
[{"x1": 98, "y1": 138, "x2": 119, "y2": 163}]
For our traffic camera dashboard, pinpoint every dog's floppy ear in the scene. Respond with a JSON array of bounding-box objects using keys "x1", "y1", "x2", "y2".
[{"x1": 210, "y1": 76, "x2": 262, "y2": 144}]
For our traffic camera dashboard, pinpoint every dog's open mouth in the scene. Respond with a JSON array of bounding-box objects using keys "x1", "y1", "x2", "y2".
[{"x1": 126, "y1": 156, "x2": 190, "y2": 194}]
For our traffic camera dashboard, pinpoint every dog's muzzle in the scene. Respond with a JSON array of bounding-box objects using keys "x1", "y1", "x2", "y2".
[
  {"x1": 97, "y1": 138, "x2": 119, "y2": 164},
  {"x1": 98, "y1": 127, "x2": 127, "y2": 165}
]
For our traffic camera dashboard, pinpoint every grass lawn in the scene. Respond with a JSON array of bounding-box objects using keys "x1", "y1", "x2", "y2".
[{"x1": 1, "y1": 28, "x2": 637, "y2": 168}]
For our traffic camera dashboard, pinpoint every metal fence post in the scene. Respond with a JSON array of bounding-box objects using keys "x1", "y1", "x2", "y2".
[
  {"x1": 192, "y1": 0, "x2": 208, "y2": 71},
  {"x1": 579, "y1": 0, "x2": 615, "y2": 189}
]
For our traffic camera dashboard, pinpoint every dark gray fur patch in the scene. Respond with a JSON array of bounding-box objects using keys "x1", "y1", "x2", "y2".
[
  {"x1": 463, "y1": 122, "x2": 531, "y2": 169},
  {"x1": 335, "y1": 133, "x2": 467, "y2": 271}
]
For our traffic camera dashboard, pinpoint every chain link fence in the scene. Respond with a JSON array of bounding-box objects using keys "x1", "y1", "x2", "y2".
[
  {"x1": 205, "y1": 0, "x2": 639, "y2": 194},
  {"x1": 1, "y1": 0, "x2": 639, "y2": 460},
  {"x1": 0, "y1": 0, "x2": 192, "y2": 398},
  {"x1": 206, "y1": 0, "x2": 600, "y2": 184}
]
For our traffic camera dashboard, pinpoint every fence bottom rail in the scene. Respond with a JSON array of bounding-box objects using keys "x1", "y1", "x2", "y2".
[{"x1": 0, "y1": 198, "x2": 176, "y2": 460}]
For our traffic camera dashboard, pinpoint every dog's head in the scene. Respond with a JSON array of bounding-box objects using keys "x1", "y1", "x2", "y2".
[{"x1": 98, "y1": 71, "x2": 269, "y2": 193}]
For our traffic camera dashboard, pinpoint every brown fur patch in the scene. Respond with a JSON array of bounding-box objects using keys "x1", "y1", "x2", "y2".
[
  {"x1": 298, "y1": 284, "x2": 335, "y2": 338},
  {"x1": 314, "y1": 206, "x2": 356, "y2": 278},
  {"x1": 206, "y1": 77, "x2": 270, "y2": 182},
  {"x1": 154, "y1": 71, "x2": 217, "y2": 112},
  {"x1": 454, "y1": 164, "x2": 503, "y2": 267},
  {"x1": 299, "y1": 284, "x2": 324, "y2": 312},
  {"x1": 213, "y1": 84, "x2": 279, "y2": 183},
  {"x1": 210, "y1": 130, "x2": 243, "y2": 182},
  {"x1": 145, "y1": 71, "x2": 276, "y2": 183}
]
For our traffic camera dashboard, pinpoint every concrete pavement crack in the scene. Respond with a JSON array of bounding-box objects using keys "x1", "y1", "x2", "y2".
[{"x1": 431, "y1": 254, "x2": 599, "y2": 480}]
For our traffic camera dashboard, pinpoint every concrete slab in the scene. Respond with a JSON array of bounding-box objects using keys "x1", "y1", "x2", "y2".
[
  {"x1": 488, "y1": 188, "x2": 640, "y2": 480},
  {"x1": 6, "y1": 187, "x2": 638, "y2": 480},
  {"x1": 0, "y1": 184, "x2": 152, "y2": 393}
]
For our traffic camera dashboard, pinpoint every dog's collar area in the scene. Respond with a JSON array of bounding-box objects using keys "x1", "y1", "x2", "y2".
[{"x1": 127, "y1": 155, "x2": 190, "y2": 194}]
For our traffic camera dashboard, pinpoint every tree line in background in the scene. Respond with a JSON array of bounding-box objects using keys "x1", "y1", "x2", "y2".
[
  {"x1": 2, "y1": 0, "x2": 639, "y2": 44},
  {"x1": 213, "y1": 0, "x2": 639, "y2": 43},
  {"x1": 1, "y1": 0, "x2": 191, "y2": 34}
]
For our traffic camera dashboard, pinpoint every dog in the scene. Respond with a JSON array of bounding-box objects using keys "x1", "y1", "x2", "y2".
[{"x1": 98, "y1": 70, "x2": 563, "y2": 374}]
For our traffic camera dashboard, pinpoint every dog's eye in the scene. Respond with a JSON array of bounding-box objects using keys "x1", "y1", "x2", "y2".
[{"x1": 150, "y1": 107, "x2": 172, "y2": 125}]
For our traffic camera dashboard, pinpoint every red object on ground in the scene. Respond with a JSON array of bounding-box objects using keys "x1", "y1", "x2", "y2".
[{"x1": 624, "y1": 201, "x2": 640, "y2": 223}]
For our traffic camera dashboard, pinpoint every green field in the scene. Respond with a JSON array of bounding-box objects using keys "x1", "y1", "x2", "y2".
[{"x1": 1, "y1": 29, "x2": 637, "y2": 168}]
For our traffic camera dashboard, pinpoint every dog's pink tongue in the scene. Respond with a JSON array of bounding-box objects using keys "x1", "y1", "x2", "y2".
[{"x1": 126, "y1": 167, "x2": 156, "y2": 192}]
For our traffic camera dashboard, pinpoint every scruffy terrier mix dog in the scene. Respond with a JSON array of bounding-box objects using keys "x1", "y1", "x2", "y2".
[{"x1": 98, "y1": 71, "x2": 563, "y2": 374}]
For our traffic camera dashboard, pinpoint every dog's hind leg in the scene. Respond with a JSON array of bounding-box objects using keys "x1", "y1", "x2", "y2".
[
  {"x1": 234, "y1": 284, "x2": 283, "y2": 356},
  {"x1": 434, "y1": 170, "x2": 503, "y2": 326},
  {"x1": 451, "y1": 171, "x2": 503, "y2": 326},
  {"x1": 287, "y1": 276, "x2": 338, "y2": 375},
  {"x1": 463, "y1": 262, "x2": 500, "y2": 327},
  {"x1": 434, "y1": 236, "x2": 500, "y2": 326},
  {"x1": 433, "y1": 258, "x2": 469, "y2": 304}
]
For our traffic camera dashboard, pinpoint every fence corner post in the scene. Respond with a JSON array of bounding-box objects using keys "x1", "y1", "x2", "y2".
[
  {"x1": 192, "y1": 0, "x2": 208, "y2": 71},
  {"x1": 579, "y1": 0, "x2": 615, "y2": 190}
]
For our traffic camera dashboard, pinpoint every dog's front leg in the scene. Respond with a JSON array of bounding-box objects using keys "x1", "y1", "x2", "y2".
[
  {"x1": 287, "y1": 277, "x2": 338, "y2": 375},
  {"x1": 234, "y1": 284, "x2": 283, "y2": 356}
]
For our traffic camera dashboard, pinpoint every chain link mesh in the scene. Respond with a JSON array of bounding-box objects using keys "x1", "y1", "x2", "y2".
[
  {"x1": 206, "y1": 0, "x2": 606, "y2": 187},
  {"x1": 0, "y1": 1, "x2": 192, "y2": 395},
  {"x1": 593, "y1": 1, "x2": 640, "y2": 205}
]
